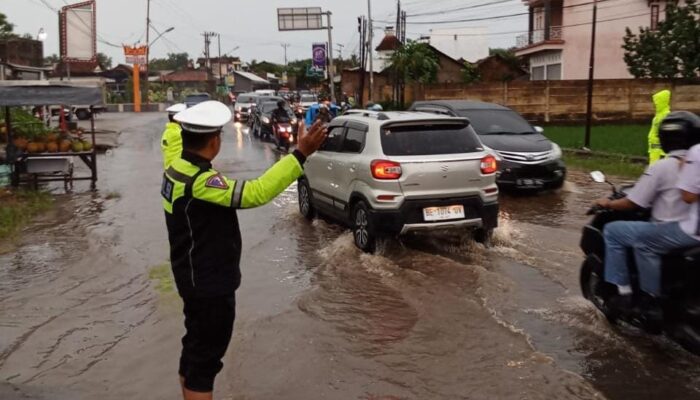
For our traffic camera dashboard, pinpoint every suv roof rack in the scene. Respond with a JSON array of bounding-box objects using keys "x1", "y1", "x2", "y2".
[{"x1": 343, "y1": 110, "x2": 391, "y2": 120}]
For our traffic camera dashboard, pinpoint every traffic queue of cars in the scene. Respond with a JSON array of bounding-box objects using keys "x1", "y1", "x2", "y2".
[{"x1": 232, "y1": 92, "x2": 567, "y2": 252}]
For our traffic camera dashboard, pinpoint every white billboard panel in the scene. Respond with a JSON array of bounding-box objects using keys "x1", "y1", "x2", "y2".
[
  {"x1": 278, "y1": 7, "x2": 324, "y2": 31},
  {"x1": 61, "y1": 1, "x2": 96, "y2": 62}
]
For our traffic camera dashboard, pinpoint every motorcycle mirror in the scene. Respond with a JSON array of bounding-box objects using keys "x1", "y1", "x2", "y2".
[
  {"x1": 534, "y1": 126, "x2": 544, "y2": 134},
  {"x1": 590, "y1": 171, "x2": 606, "y2": 183}
]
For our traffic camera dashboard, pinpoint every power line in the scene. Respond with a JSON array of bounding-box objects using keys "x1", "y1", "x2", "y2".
[
  {"x1": 375, "y1": 0, "x2": 613, "y2": 25},
  {"x1": 406, "y1": 0, "x2": 517, "y2": 18}
]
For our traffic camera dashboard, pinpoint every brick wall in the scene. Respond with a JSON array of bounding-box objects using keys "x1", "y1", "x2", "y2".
[{"x1": 411, "y1": 79, "x2": 700, "y2": 123}]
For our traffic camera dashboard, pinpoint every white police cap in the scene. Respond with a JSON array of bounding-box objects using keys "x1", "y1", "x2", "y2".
[
  {"x1": 174, "y1": 101, "x2": 232, "y2": 134},
  {"x1": 166, "y1": 103, "x2": 187, "y2": 114}
]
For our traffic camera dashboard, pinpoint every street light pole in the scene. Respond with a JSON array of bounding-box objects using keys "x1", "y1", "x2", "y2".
[
  {"x1": 367, "y1": 0, "x2": 374, "y2": 103},
  {"x1": 145, "y1": 0, "x2": 151, "y2": 105},
  {"x1": 584, "y1": 0, "x2": 598, "y2": 149}
]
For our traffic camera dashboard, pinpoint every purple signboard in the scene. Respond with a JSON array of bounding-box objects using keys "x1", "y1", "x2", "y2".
[{"x1": 312, "y1": 43, "x2": 326, "y2": 71}]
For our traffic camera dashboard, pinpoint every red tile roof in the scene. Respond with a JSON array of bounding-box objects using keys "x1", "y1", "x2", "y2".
[
  {"x1": 162, "y1": 70, "x2": 209, "y2": 82},
  {"x1": 375, "y1": 35, "x2": 402, "y2": 52}
]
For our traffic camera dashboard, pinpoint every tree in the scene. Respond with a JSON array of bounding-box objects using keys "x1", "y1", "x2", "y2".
[
  {"x1": 389, "y1": 40, "x2": 439, "y2": 84},
  {"x1": 44, "y1": 54, "x2": 61, "y2": 66},
  {"x1": 461, "y1": 62, "x2": 481, "y2": 84},
  {"x1": 97, "y1": 52, "x2": 112, "y2": 69},
  {"x1": 149, "y1": 52, "x2": 190, "y2": 71},
  {"x1": 0, "y1": 12, "x2": 14, "y2": 38},
  {"x1": 623, "y1": 0, "x2": 700, "y2": 78}
]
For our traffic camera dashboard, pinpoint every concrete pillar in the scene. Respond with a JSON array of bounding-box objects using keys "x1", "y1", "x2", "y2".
[{"x1": 544, "y1": 0, "x2": 552, "y2": 40}]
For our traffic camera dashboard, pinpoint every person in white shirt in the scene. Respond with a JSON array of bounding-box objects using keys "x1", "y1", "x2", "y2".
[{"x1": 600, "y1": 112, "x2": 700, "y2": 304}]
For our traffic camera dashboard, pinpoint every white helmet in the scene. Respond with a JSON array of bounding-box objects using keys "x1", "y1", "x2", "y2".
[{"x1": 166, "y1": 103, "x2": 187, "y2": 114}]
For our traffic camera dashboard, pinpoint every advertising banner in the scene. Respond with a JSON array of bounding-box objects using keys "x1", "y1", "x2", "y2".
[{"x1": 312, "y1": 43, "x2": 326, "y2": 71}]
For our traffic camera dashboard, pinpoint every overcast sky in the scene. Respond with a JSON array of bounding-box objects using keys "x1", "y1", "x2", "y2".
[{"x1": 2, "y1": 0, "x2": 526, "y2": 65}]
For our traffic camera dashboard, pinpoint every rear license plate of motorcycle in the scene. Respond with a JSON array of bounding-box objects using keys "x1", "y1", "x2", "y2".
[
  {"x1": 423, "y1": 205, "x2": 465, "y2": 221},
  {"x1": 516, "y1": 178, "x2": 544, "y2": 188}
]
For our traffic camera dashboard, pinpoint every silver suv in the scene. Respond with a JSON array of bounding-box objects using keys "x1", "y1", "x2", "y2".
[{"x1": 298, "y1": 111, "x2": 500, "y2": 252}]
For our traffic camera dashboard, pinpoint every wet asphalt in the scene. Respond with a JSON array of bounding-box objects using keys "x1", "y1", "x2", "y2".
[{"x1": 1, "y1": 113, "x2": 700, "y2": 400}]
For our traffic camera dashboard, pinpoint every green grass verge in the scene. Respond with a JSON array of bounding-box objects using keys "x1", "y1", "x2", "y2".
[
  {"x1": 0, "y1": 189, "x2": 53, "y2": 240},
  {"x1": 563, "y1": 153, "x2": 645, "y2": 179},
  {"x1": 545, "y1": 124, "x2": 648, "y2": 157}
]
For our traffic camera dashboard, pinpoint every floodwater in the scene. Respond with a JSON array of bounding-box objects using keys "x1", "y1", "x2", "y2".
[{"x1": 1, "y1": 113, "x2": 699, "y2": 400}]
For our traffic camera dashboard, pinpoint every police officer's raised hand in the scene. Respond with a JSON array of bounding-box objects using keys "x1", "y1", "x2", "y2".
[{"x1": 296, "y1": 120, "x2": 328, "y2": 157}]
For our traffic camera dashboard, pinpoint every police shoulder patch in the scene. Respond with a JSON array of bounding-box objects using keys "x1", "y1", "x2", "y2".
[{"x1": 205, "y1": 174, "x2": 229, "y2": 190}]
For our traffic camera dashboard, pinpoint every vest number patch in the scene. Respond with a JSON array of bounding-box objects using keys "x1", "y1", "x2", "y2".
[{"x1": 161, "y1": 175, "x2": 174, "y2": 202}]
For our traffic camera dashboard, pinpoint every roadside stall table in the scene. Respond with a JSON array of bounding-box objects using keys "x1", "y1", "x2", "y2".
[{"x1": 0, "y1": 82, "x2": 103, "y2": 190}]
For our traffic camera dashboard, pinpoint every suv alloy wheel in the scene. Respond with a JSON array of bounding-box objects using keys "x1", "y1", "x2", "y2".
[
  {"x1": 298, "y1": 179, "x2": 316, "y2": 220},
  {"x1": 352, "y1": 201, "x2": 376, "y2": 253}
]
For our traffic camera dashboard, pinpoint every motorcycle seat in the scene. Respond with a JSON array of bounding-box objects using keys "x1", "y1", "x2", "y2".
[{"x1": 667, "y1": 246, "x2": 700, "y2": 261}]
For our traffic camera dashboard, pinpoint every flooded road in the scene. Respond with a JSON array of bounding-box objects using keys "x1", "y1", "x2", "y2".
[{"x1": 1, "y1": 113, "x2": 699, "y2": 399}]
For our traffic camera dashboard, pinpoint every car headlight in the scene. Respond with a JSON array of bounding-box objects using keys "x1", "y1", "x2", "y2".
[
  {"x1": 550, "y1": 143, "x2": 562, "y2": 160},
  {"x1": 262, "y1": 117, "x2": 270, "y2": 124},
  {"x1": 291, "y1": 118, "x2": 297, "y2": 125}
]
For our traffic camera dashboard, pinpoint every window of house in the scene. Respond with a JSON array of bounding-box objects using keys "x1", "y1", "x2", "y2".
[
  {"x1": 651, "y1": 4, "x2": 660, "y2": 31},
  {"x1": 546, "y1": 63, "x2": 562, "y2": 80},
  {"x1": 532, "y1": 66, "x2": 545, "y2": 81}
]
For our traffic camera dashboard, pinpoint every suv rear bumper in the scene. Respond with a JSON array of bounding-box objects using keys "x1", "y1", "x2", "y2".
[{"x1": 368, "y1": 196, "x2": 498, "y2": 235}]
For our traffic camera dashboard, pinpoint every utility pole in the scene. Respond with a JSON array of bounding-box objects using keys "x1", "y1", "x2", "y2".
[
  {"x1": 584, "y1": 0, "x2": 598, "y2": 149},
  {"x1": 145, "y1": 0, "x2": 150, "y2": 105},
  {"x1": 336, "y1": 43, "x2": 344, "y2": 61},
  {"x1": 217, "y1": 33, "x2": 223, "y2": 86},
  {"x1": 367, "y1": 0, "x2": 374, "y2": 103},
  {"x1": 281, "y1": 43, "x2": 290, "y2": 66},
  {"x1": 203, "y1": 32, "x2": 217, "y2": 79},
  {"x1": 358, "y1": 16, "x2": 367, "y2": 107},
  {"x1": 325, "y1": 12, "x2": 336, "y2": 103}
]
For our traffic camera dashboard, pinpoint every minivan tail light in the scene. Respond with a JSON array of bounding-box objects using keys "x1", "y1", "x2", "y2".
[
  {"x1": 480, "y1": 155, "x2": 498, "y2": 175},
  {"x1": 371, "y1": 160, "x2": 402, "y2": 180}
]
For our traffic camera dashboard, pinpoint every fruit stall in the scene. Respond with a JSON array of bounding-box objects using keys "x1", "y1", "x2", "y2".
[{"x1": 0, "y1": 82, "x2": 104, "y2": 190}]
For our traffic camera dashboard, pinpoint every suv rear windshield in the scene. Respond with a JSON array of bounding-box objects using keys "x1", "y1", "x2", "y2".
[
  {"x1": 457, "y1": 109, "x2": 534, "y2": 135},
  {"x1": 380, "y1": 123, "x2": 482, "y2": 156},
  {"x1": 237, "y1": 95, "x2": 255, "y2": 103},
  {"x1": 301, "y1": 95, "x2": 317, "y2": 102}
]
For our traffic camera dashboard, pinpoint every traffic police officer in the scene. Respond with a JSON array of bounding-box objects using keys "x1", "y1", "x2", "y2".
[
  {"x1": 161, "y1": 103, "x2": 187, "y2": 169},
  {"x1": 648, "y1": 89, "x2": 671, "y2": 165},
  {"x1": 161, "y1": 100, "x2": 327, "y2": 400}
]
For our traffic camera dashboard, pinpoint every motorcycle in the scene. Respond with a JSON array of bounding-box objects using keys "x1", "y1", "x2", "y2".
[
  {"x1": 580, "y1": 170, "x2": 700, "y2": 354},
  {"x1": 273, "y1": 121, "x2": 294, "y2": 152}
]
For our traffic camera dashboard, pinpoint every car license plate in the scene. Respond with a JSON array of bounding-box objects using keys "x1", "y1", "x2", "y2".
[
  {"x1": 516, "y1": 178, "x2": 544, "y2": 188},
  {"x1": 423, "y1": 205, "x2": 465, "y2": 221}
]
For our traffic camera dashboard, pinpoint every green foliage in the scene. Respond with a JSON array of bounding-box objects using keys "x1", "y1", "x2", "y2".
[
  {"x1": 562, "y1": 154, "x2": 646, "y2": 179},
  {"x1": 44, "y1": 54, "x2": 60, "y2": 66},
  {"x1": 623, "y1": 0, "x2": 700, "y2": 78},
  {"x1": 96, "y1": 52, "x2": 112, "y2": 69},
  {"x1": 149, "y1": 53, "x2": 190, "y2": 71},
  {"x1": 0, "y1": 12, "x2": 15, "y2": 38},
  {"x1": 461, "y1": 62, "x2": 481, "y2": 84},
  {"x1": 390, "y1": 40, "x2": 439, "y2": 84}
]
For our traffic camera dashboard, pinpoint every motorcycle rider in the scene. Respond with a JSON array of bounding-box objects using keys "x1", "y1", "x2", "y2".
[
  {"x1": 269, "y1": 100, "x2": 290, "y2": 142},
  {"x1": 600, "y1": 112, "x2": 700, "y2": 315}
]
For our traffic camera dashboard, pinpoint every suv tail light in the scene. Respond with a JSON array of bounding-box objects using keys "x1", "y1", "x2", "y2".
[
  {"x1": 480, "y1": 155, "x2": 498, "y2": 175},
  {"x1": 371, "y1": 160, "x2": 402, "y2": 180}
]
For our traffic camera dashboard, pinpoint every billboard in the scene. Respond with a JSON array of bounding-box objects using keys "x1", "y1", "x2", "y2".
[
  {"x1": 277, "y1": 8, "x2": 324, "y2": 31},
  {"x1": 124, "y1": 45, "x2": 148, "y2": 65},
  {"x1": 312, "y1": 43, "x2": 326, "y2": 71},
  {"x1": 59, "y1": 1, "x2": 97, "y2": 62}
]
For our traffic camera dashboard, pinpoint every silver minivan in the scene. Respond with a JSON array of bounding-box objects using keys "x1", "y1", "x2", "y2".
[{"x1": 298, "y1": 111, "x2": 500, "y2": 252}]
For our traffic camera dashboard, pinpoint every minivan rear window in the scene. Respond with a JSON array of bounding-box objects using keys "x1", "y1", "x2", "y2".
[
  {"x1": 237, "y1": 95, "x2": 254, "y2": 103},
  {"x1": 380, "y1": 124, "x2": 482, "y2": 156}
]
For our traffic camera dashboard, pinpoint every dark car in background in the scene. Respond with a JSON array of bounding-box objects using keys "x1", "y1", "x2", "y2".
[
  {"x1": 409, "y1": 100, "x2": 566, "y2": 190},
  {"x1": 184, "y1": 93, "x2": 211, "y2": 108},
  {"x1": 252, "y1": 101, "x2": 296, "y2": 140}
]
